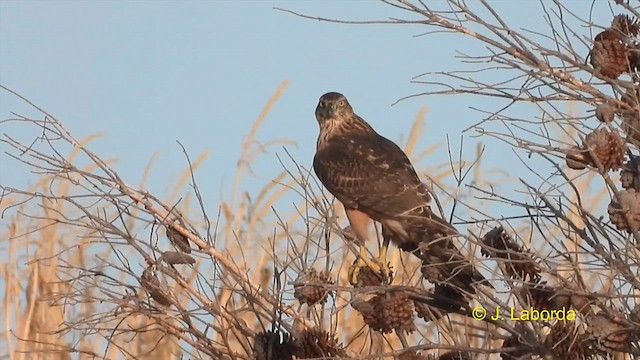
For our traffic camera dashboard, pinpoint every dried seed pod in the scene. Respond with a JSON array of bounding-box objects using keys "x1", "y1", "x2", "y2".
[
  {"x1": 140, "y1": 267, "x2": 173, "y2": 306},
  {"x1": 585, "y1": 311, "x2": 636, "y2": 354},
  {"x1": 352, "y1": 291, "x2": 416, "y2": 334},
  {"x1": 565, "y1": 146, "x2": 590, "y2": 170},
  {"x1": 481, "y1": 226, "x2": 540, "y2": 281},
  {"x1": 352, "y1": 265, "x2": 387, "y2": 287},
  {"x1": 160, "y1": 251, "x2": 196, "y2": 265},
  {"x1": 293, "y1": 327, "x2": 346, "y2": 358},
  {"x1": 519, "y1": 282, "x2": 571, "y2": 311},
  {"x1": 589, "y1": 15, "x2": 640, "y2": 79},
  {"x1": 608, "y1": 189, "x2": 640, "y2": 232},
  {"x1": 590, "y1": 37, "x2": 630, "y2": 79},
  {"x1": 293, "y1": 268, "x2": 334, "y2": 305},
  {"x1": 595, "y1": 103, "x2": 615, "y2": 123},
  {"x1": 620, "y1": 156, "x2": 640, "y2": 190},
  {"x1": 253, "y1": 330, "x2": 296, "y2": 360},
  {"x1": 545, "y1": 321, "x2": 594, "y2": 360},
  {"x1": 583, "y1": 128, "x2": 626, "y2": 171},
  {"x1": 166, "y1": 225, "x2": 192, "y2": 253}
]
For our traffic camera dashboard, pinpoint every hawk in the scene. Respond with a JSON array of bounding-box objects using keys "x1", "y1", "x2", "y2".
[{"x1": 313, "y1": 92, "x2": 489, "y2": 294}]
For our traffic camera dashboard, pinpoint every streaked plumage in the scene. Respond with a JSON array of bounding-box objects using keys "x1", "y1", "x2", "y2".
[{"x1": 313, "y1": 92, "x2": 487, "y2": 293}]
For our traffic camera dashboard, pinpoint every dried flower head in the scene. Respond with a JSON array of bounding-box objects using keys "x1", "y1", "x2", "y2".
[
  {"x1": 582, "y1": 128, "x2": 626, "y2": 171},
  {"x1": 608, "y1": 189, "x2": 640, "y2": 232},
  {"x1": 160, "y1": 251, "x2": 196, "y2": 265},
  {"x1": 590, "y1": 36, "x2": 631, "y2": 79},
  {"x1": 166, "y1": 225, "x2": 192, "y2": 253},
  {"x1": 595, "y1": 103, "x2": 616, "y2": 123},
  {"x1": 590, "y1": 14, "x2": 640, "y2": 78},
  {"x1": 566, "y1": 146, "x2": 590, "y2": 170},
  {"x1": 481, "y1": 226, "x2": 540, "y2": 281},
  {"x1": 140, "y1": 267, "x2": 173, "y2": 306},
  {"x1": 293, "y1": 327, "x2": 346, "y2": 358},
  {"x1": 253, "y1": 330, "x2": 296, "y2": 360},
  {"x1": 293, "y1": 268, "x2": 334, "y2": 305},
  {"x1": 351, "y1": 265, "x2": 388, "y2": 287},
  {"x1": 545, "y1": 321, "x2": 594, "y2": 360},
  {"x1": 352, "y1": 291, "x2": 416, "y2": 334}
]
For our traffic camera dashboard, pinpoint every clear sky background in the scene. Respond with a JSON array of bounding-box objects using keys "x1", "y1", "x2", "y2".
[{"x1": 0, "y1": 1, "x2": 614, "y2": 232}]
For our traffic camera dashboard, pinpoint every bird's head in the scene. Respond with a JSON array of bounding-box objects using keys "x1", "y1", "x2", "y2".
[{"x1": 315, "y1": 92, "x2": 354, "y2": 126}]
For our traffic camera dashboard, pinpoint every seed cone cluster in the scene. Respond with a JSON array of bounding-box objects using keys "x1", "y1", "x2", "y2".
[
  {"x1": 589, "y1": 14, "x2": 640, "y2": 79},
  {"x1": 565, "y1": 128, "x2": 626, "y2": 171},
  {"x1": 353, "y1": 265, "x2": 389, "y2": 287},
  {"x1": 293, "y1": 327, "x2": 346, "y2": 358},
  {"x1": 481, "y1": 226, "x2": 540, "y2": 281},
  {"x1": 253, "y1": 330, "x2": 296, "y2": 360},
  {"x1": 293, "y1": 268, "x2": 334, "y2": 305},
  {"x1": 608, "y1": 189, "x2": 640, "y2": 232},
  {"x1": 544, "y1": 321, "x2": 593, "y2": 360},
  {"x1": 352, "y1": 291, "x2": 416, "y2": 334},
  {"x1": 253, "y1": 327, "x2": 345, "y2": 360}
]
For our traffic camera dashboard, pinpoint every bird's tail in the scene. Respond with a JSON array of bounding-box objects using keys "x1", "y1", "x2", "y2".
[{"x1": 385, "y1": 207, "x2": 491, "y2": 295}]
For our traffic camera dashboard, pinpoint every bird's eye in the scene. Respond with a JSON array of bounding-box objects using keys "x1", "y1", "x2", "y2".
[
  {"x1": 318, "y1": 101, "x2": 325, "y2": 107},
  {"x1": 338, "y1": 100, "x2": 345, "y2": 107}
]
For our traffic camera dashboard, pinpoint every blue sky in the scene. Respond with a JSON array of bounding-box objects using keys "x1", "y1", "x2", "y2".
[{"x1": 0, "y1": 1, "x2": 614, "y2": 223}]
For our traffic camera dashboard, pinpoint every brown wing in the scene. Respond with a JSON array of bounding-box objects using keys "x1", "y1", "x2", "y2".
[
  {"x1": 314, "y1": 128, "x2": 489, "y2": 292},
  {"x1": 313, "y1": 131, "x2": 429, "y2": 221}
]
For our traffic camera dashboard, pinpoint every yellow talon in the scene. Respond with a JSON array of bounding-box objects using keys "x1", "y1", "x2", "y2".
[{"x1": 348, "y1": 242, "x2": 392, "y2": 286}]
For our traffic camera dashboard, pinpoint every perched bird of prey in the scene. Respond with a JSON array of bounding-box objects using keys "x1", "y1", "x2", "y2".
[{"x1": 313, "y1": 92, "x2": 488, "y2": 294}]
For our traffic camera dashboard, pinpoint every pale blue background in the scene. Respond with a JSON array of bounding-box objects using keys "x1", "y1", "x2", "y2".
[{"x1": 0, "y1": 1, "x2": 612, "y2": 208}]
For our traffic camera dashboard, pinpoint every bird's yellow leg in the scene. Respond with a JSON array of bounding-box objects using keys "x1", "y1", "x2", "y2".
[
  {"x1": 348, "y1": 243, "x2": 391, "y2": 285},
  {"x1": 377, "y1": 236, "x2": 392, "y2": 276},
  {"x1": 348, "y1": 246, "x2": 376, "y2": 285}
]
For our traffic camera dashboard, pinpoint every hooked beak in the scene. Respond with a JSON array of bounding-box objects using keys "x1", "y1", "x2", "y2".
[{"x1": 316, "y1": 104, "x2": 335, "y2": 118}]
